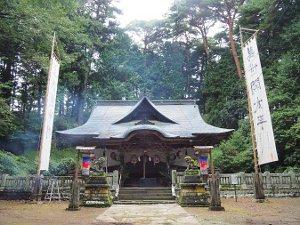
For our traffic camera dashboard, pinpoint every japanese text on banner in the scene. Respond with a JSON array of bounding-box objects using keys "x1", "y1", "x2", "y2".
[{"x1": 242, "y1": 36, "x2": 278, "y2": 165}]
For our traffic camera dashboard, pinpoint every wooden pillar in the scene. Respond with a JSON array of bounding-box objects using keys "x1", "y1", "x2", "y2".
[
  {"x1": 143, "y1": 154, "x2": 146, "y2": 179},
  {"x1": 67, "y1": 149, "x2": 81, "y2": 211},
  {"x1": 209, "y1": 150, "x2": 224, "y2": 211}
]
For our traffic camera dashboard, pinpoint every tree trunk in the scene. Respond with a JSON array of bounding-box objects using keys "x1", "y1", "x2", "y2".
[
  {"x1": 199, "y1": 26, "x2": 209, "y2": 57},
  {"x1": 21, "y1": 82, "x2": 28, "y2": 118},
  {"x1": 37, "y1": 82, "x2": 42, "y2": 116},
  {"x1": 59, "y1": 90, "x2": 65, "y2": 116},
  {"x1": 76, "y1": 91, "x2": 85, "y2": 125},
  {"x1": 76, "y1": 61, "x2": 90, "y2": 124},
  {"x1": 1, "y1": 58, "x2": 14, "y2": 105},
  {"x1": 228, "y1": 20, "x2": 242, "y2": 79},
  {"x1": 182, "y1": 36, "x2": 191, "y2": 98}
]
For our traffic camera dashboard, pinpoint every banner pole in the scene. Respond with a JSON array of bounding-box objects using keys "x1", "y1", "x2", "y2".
[
  {"x1": 37, "y1": 33, "x2": 59, "y2": 175},
  {"x1": 239, "y1": 26, "x2": 265, "y2": 201}
]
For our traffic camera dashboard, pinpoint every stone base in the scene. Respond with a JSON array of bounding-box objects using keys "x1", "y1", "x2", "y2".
[
  {"x1": 82, "y1": 181, "x2": 112, "y2": 207},
  {"x1": 209, "y1": 205, "x2": 225, "y2": 211},
  {"x1": 66, "y1": 206, "x2": 81, "y2": 211},
  {"x1": 255, "y1": 198, "x2": 266, "y2": 203},
  {"x1": 178, "y1": 183, "x2": 209, "y2": 207}
]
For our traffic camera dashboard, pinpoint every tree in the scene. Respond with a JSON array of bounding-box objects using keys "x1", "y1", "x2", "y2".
[
  {"x1": 0, "y1": 97, "x2": 16, "y2": 137},
  {"x1": 171, "y1": 0, "x2": 214, "y2": 57},
  {"x1": 239, "y1": 0, "x2": 300, "y2": 170},
  {"x1": 206, "y1": 0, "x2": 245, "y2": 78}
]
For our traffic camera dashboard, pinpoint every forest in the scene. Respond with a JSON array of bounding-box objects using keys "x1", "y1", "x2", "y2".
[{"x1": 0, "y1": 0, "x2": 299, "y2": 175}]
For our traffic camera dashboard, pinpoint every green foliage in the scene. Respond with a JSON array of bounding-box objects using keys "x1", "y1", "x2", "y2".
[
  {"x1": 185, "y1": 170, "x2": 200, "y2": 176},
  {"x1": 213, "y1": 120, "x2": 253, "y2": 172},
  {"x1": 46, "y1": 148, "x2": 76, "y2": 176},
  {"x1": 0, "y1": 148, "x2": 76, "y2": 176},
  {"x1": 0, "y1": 97, "x2": 16, "y2": 137},
  {"x1": 0, "y1": 150, "x2": 28, "y2": 175},
  {"x1": 0, "y1": 0, "x2": 299, "y2": 173},
  {"x1": 206, "y1": 0, "x2": 300, "y2": 172},
  {"x1": 199, "y1": 50, "x2": 247, "y2": 129}
]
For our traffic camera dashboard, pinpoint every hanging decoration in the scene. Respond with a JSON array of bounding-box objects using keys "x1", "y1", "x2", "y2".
[
  {"x1": 170, "y1": 153, "x2": 176, "y2": 161},
  {"x1": 130, "y1": 155, "x2": 138, "y2": 165},
  {"x1": 82, "y1": 155, "x2": 91, "y2": 176},
  {"x1": 110, "y1": 152, "x2": 117, "y2": 160},
  {"x1": 153, "y1": 155, "x2": 160, "y2": 165},
  {"x1": 198, "y1": 155, "x2": 209, "y2": 172}
]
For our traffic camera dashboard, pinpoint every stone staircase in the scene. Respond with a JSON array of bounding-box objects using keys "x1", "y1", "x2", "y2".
[{"x1": 114, "y1": 187, "x2": 176, "y2": 204}]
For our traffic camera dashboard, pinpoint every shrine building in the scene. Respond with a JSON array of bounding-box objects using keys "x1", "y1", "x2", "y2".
[{"x1": 57, "y1": 97, "x2": 233, "y2": 187}]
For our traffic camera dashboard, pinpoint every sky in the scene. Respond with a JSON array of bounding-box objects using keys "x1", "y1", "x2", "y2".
[
  {"x1": 114, "y1": 0, "x2": 174, "y2": 27},
  {"x1": 113, "y1": 0, "x2": 223, "y2": 37}
]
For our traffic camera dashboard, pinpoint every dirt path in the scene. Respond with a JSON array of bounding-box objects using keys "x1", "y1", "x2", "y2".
[
  {"x1": 93, "y1": 204, "x2": 199, "y2": 225},
  {"x1": 185, "y1": 197, "x2": 300, "y2": 225},
  {"x1": 0, "y1": 198, "x2": 299, "y2": 225},
  {"x1": 0, "y1": 201, "x2": 106, "y2": 225}
]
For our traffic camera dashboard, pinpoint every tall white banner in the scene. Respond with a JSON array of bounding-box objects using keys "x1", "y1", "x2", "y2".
[
  {"x1": 38, "y1": 53, "x2": 60, "y2": 171},
  {"x1": 242, "y1": 35, "x2": 278, "y2": 165}
]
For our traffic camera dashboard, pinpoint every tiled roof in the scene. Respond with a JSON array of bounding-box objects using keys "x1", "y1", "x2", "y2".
[{"x1": 57, "y1": 97, "x2": 233, "y2": 139}]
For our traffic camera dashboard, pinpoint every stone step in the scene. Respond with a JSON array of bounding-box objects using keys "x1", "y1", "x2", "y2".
[
  {"x1": 118, "y1": 192, "x2": 172, "y2": 196},
  {"x1": 120, "y1": 187, "x2": 171, "y2": 191},
  {"x1": 118, "y1": 194, "x2": 174, "y2": 200},
  {"x1": 118, "y1": 191, "x2": 173, "y2": 195},
  {"x1": 114, "y1": 199, "x2": 177, "y2": 205},
  {"x1": 119, "y1": 188, "x2": 172, "y2": 194},
  {"x1": 118, "y1": 187, "x2": 174, "y2": 201}
]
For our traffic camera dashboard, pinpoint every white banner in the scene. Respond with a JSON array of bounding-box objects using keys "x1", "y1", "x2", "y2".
[
  {"x1": 242, "y1": 35, "x2": 278, "y2": 165},
  {"x1": 38, "y1": 53, "x2": 60, "y2": 171}
]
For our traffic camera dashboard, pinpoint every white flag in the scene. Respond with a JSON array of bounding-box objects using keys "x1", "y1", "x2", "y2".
[
  {"x1": 38, "y1": 52, "x2": 60, "y2": 171},
  {"x1": 242, "y1": 35, "x2": 278, "y2": 165}
]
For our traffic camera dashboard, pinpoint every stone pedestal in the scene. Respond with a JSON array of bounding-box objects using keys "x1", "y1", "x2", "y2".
[
  {"x1": 253, "y1": 172, "x2": 265, "y2": 201},
  {"x1": 209, "y1": 174, "x2": 224, "y2": 211},
  {"x1": 82, "y1": 176, "x2": 112, "y2": 207},
  {"x1": 178, "y1": 179, "x2": 209, "y2": 207},
  {"x1": 67, "y1": 181, "x2": 81, "y2": 211}
]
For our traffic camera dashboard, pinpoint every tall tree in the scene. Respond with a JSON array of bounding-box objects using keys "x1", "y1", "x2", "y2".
[{"x1": 206, "y1": 0, "x2": 245, "y2": 78}]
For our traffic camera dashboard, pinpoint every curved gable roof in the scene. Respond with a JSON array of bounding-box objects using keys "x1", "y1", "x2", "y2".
[
  {"x1": 57, "y1": 98, "x2": 233, "y2": 140},
  {"x1": 114, "y1": 97, "x2": 176, "y2": 124}
]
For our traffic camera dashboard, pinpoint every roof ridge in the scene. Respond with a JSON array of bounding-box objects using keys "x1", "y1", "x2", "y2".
[
  {"x1": 97, "y1": 99, "x2": 197, "y2": 106},
  {"x1": 113, "y1": 97, "x2": 177, "y2": 124}
]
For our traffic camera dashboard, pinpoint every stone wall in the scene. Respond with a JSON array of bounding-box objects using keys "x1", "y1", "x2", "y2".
[
  {"x1": 0, "y1": 172, "x2": 119, "y2": 200},
  {"x1": 1, "y1": 171, "x2": 299, "y2": 200}
]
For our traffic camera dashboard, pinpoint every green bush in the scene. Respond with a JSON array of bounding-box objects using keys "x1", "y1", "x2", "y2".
[
  {"x1": 213, "y1": 119, "x2": 253, "y2": 173},
  {"x1": 0, "y1": 148, "x2": 76, "y2": 176},
  {"x1": 0, "y1": 150, "x2": 23, "y2": 175}
]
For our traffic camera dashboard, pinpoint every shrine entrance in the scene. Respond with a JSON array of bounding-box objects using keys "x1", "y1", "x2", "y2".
[
  {"x1": 120, "y1": 131, "x2": 172, "y2": 187},
  {"x1": 124, "y1": 155, "x2": 169, "y2": 187}
]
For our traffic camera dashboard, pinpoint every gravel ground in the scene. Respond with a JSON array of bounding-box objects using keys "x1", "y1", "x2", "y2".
[
  {"x1": 0, "y1": 198, "x2": 299, "y2": 225},
  {"x1": 185, "y1": 197, "x2": 300, "y2": 225}
]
